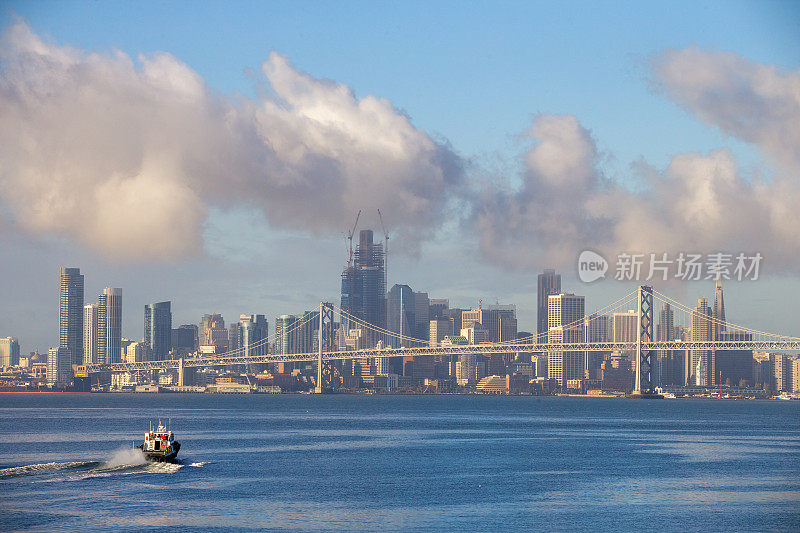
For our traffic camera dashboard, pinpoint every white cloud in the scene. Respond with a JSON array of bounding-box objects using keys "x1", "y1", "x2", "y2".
[
  {"x1": 651, "y1": 47, "x2": 800, "y2": 174},
  {"x1": 0, "y1": 22, "x2": 461, "y2": 261}
]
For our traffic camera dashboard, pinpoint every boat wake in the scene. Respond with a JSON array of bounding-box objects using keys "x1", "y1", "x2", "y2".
[{"x1": 0, "y1": 448, "x2": 199, "y2": 481}]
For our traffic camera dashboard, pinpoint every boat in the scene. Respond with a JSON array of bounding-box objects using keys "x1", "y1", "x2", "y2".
[{"x1": 136, "y1": 420, "x2": 181, "y2": 462}]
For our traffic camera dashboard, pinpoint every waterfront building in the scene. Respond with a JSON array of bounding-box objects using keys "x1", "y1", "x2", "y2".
[
  {"x1": 476, "y1": 375, "x2": 507, "y2": 394},
  {"x1": 0, "y1": 337, "x2": 20, "y2": 366},
  {"x1": 689, "y1": 298, "x2": 713, "y2": 386},
  {"x1": 537, "y1": 269, "x2": 561, "y2": 338},
  {"x1": 548, "y1": 293, "x2": 585, "y2": 387},
  {"x1": 83, "y1": 303, "x2": 99, "y2": 365},
  {"x1": 59, "y1": 267, "x2": 84, "y2": 366},
  {"x1": 144, "y1": 301, "x2": 172, "y2": 360},
  {"x1": 792, "y1": 358, "x2": 800, "y2": 393},
  {"x1": 47, "y1": 346, "x2": 72, "y2": 385}
]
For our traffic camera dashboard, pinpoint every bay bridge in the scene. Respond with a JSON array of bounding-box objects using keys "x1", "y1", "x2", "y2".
[{"x1": 84, "y1": 286, "x2": 800, "y2": 395}]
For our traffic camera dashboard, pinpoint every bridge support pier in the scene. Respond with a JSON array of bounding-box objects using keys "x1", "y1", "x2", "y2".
[{"x1": 632, "y1": 285, "x2": 660, "y2": 398}]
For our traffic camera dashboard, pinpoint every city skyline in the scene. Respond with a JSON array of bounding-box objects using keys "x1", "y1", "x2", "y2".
[{"x1": 1, "y1": 3, "x2": 799, "y2": 353}]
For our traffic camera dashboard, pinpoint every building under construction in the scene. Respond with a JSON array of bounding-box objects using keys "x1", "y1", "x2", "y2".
[{"x1": 340, "y1": 229, "x2": 386, "y2": 350}]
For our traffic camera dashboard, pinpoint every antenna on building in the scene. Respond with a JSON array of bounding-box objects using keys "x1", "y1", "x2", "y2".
[{"x1": 347, "y1": 210, "x2": 362, "y2": 269}]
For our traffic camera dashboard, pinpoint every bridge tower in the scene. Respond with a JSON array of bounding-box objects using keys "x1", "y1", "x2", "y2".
[
  {"x1": 315, "y1": 302, "x2": 336, "y2": 393},
  {"x1": 633, "y1": 285, "x2": 657, "y2": 397}
]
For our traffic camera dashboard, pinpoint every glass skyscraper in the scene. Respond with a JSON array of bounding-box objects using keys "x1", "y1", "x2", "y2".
[
  {"x1": 144, "y1": 301, "x2": 172, "y2": 360},
  {"x1": 59, "y1": 267, "x2": 84, "y2": 366}
]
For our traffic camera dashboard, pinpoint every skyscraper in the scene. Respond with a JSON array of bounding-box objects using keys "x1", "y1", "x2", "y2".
[
  {"x1": 547, "y1": 293, "x2": 585, "y2": 387},
  {"x1": 47, "y1": 346, "x2": 72, "y2": 385},
  {"x1": 98, "y1": 288, "x2": 122, "y2": 364},
  {"x1": 713, "y1": 279, "x2": 726, "y2": 340},
  {"x1": 144, "y1": 301, "x2": 172, "y2": 360},
  {"x1": 0, "y1": 337, "x2": 20, "y2": 366},
  {"x1": 689, "y1": 298, "x2": 713, "y2": 386},
  {"x1": 340, "y1": 229, "x2": 386, "y2": 348},
  {"x1": 537, "y1": 269, "x2": 561, "y2": 339},
  {"x1": 656, "y1": 303, "x2": 678, "y2": 386},
  {"x1": 387, "y1": 284, "x2": 415, "y2": 346},
  {"x1": 240, "y1": 314, "x2": 268, "y2": 357},
  {"x1": 59, "y1": 267, "x2": 84, "y2": 365},
  {"x1": 83, "y1": 303, "x2": 99, "y2": 365}
]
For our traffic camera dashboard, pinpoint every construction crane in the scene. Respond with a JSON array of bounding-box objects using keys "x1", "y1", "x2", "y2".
[
  {"x1": 347, "y1": 210, "x2": 361, "y2": 269},
  {"x1": 377, "y1": 209, "x2": 389, "y2": 333}
]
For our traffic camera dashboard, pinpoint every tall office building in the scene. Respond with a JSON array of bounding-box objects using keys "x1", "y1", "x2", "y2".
[
  {"x1": 461, "y1": 306, "x2": 517, "y2": 343},
  {"x1": 689, "y1": 298, "x2": 713, "y2": 386},
  {"x1": 59, "y1": 267, "x2": 84, "y2": 366},
  {"x1": 340, "y1": 229, "x2": 386, "y2": 348},
  {"x1": 712, "y1": 279, "x2": 726, "y2": 340},
  {"x1": 537, "y1": 269, "x2": 561, "y2": 339},
  {"x1": 83, "y1": 303, "x2": 99, "y2": 365},
  {"x1": 144, "y1": 301, "x2": 172, "y2": 360},
  {"x1": 171, "y1": 324, "x2": 198, "y2": 354},
  {"x1": 240, "y1": 314, "x2": 268, "y2": 357},
  {"x1": 97, "y1": 288, "x2": 123, "y2": 364},
  {"x1": 0, "y1": 337, "x2": 20, "y2": 366},
  {"x1": 199, "y1": 314, "x2": 227, "y2": 350},
  {"x1": 429, "y1": 318, "x2": 455, "y2": 347},
  {"x1": 584, "y1": 314, "x2": 610, "y2": 379},
  {"x1": 275, "y1": 315, "x2": 298, "y2": 355},
  {"x1": 547, "y1": 293, "x2": 585, "y2": 387},
  {"x1": 387, "y1": 284, "x2": 416, "y2": 346},
  {"x1": 414, "y1": 292, "x2": 430, "y2": 342},
  {"x1": 613, "y1": 310, "x2": 638, "y2": 368},
  {"x1": 655, "y1": 303, "x2": 679, "y2": 386},
  {"x1": 716, "y1": 330, "x2": 753, "y2": 386},
  {"x1": 429, "y1": 299, "x2": 450, "y2": 319}
]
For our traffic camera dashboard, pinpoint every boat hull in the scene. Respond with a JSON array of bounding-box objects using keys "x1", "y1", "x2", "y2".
[{"x1": 136, "y1": 441, "x2": 180, "y2": 462}]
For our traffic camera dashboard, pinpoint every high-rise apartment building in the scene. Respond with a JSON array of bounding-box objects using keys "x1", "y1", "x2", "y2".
[
  {"x1": 689, "y1": 298, "x2": 713, "y2": 386},
  {"x1": 537, "y1": 269, "x2": 561, "y2": 338},
  {"x1": 144, "y1": 301, "x2": 172, "y2": 360},
  {"x1": 547, "y1": 293, "x2": 585, "y2": 387},
  {"x1": 59, "y1": 267, "x2": 84, "y2": 365},
  {"x1": 0, "y1": 337, "x2": 20, "y2": 366},
  {"x1": 47, "y1": 346, "x2": 72, "y2": 385},
  {"x1": 340, "y1": 230, "x2": 386, "y2": 348},
  {"x1": 83, "y1": 303, "x2": 99, "y2": 365}
]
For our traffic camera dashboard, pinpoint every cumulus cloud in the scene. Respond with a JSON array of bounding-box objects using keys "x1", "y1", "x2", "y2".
[
  {"x1": 473, "y1": 114, "x2": 800, "y2": 274},
  {"x1": 0, "y1": 22, "x2": 461, "y2": 260},
  {"x1": 651, "y1": 47, "x2": 800, "y2": 174}
]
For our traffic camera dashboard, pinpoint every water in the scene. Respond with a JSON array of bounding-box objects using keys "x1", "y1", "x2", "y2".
[{"x1": 0, "y1": 394, "x2": 798, "y2": 532}]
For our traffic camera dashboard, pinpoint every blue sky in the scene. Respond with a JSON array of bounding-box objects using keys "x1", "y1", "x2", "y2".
[{"x1": 1, "y1": 1, "x2": 799, "y2": 351}]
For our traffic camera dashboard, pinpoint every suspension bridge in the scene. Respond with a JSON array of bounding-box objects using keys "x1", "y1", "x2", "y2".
[{"x1": 83, "y1": 286, "x2": 800, "y2": 395}]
